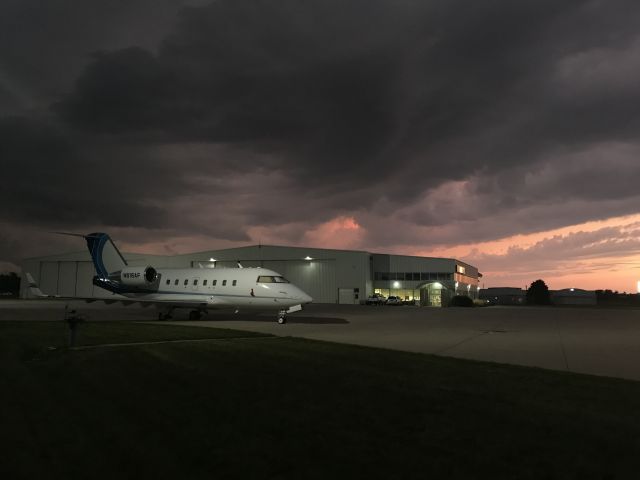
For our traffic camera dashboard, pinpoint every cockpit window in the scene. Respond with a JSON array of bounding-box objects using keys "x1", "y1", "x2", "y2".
[{"x1": 257, "y1": 275, "x2": 290, "y2": 283}]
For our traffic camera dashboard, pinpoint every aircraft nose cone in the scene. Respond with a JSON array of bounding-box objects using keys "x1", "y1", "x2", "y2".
[{"x1": 299, "y1": 291, "x2": 313, "y2": 304}]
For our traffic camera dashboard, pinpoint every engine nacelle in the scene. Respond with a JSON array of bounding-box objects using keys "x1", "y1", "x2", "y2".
[{"x1": 120, "y1": 266, "x2": 159, "y2": 287}]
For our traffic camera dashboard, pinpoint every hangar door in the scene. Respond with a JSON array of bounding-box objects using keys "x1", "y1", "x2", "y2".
[
  {"x1": 40, "y1": 262, "x2": 59, "y2": 295},
  {"x1": 58, "y1": 262, "x2": 78, "y2": 296},
  {"x1": 76, "y1": 262, "x2": 96, "y2": 297},
  {"x1": 338, "y1": 288, "x2": 358, "y2": 304},
  {"x1": 263, "y1": 259, "x2": 336, "y2": 303},
  {"x1": 37, "y1": 261, "x2": 106, "y2": 298}
]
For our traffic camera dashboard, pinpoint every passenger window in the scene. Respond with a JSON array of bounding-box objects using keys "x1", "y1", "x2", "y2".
[
  {"x1": 193, "y1": 279, "x2": 198, "y2": 286},
  {"x1": 213, "y1": 280, "x2": 217, "y2": 286},
  {"x1": 184, "y1": 279, "x2": 188, "y2": 286},
  {"x1": 203, "y1": 279, "x2": 208, "y2": 286},
  {"x1": 222, "y1": 280, "x2": 227, "y2": 286},
  {"x1": 166, "y1": 279, "x2": 170, "y2": 285},
  {"x1": 174, "y1": 279, "x2": 179, "y2": 285},
  {"x1": 232, "y1": 280, "x2": 237, "y2": 286}
]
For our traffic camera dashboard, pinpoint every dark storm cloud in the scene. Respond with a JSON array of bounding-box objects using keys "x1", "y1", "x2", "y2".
[
  {"x1": 0, "y1": 117, "x2": 167, "y2": 228},
  {"x1": 56, "y1": 1, "x2": 640, "y2": 197},
  {"x1": 3, "y1": 0, "x2": 640, "y2": 268},
  {"x1": 0, "y1": 0, "x2": 206, "y2": 114}
]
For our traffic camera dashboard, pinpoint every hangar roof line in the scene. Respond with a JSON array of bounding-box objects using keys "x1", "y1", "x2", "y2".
[{"x1": 24, "y1": 243, "x2": 476, "y2": 268}]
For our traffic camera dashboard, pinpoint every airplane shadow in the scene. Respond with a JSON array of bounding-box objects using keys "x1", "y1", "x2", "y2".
[{"x1": 204, "y1": 313, "x2": 349, "y2": 324}]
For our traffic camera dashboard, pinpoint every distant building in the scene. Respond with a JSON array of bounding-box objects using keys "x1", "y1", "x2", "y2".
[
  {"x1": 21, "y1": 245, "x2": 481, "y2": 306},
  {"x1": 480, "y1": 287, "x2": 597, "y2": 306},
  {"x1": 479, "y1": 287, "x2": 525, "y2": 305},
  {"x1": 550, "y1": 288, "x2": 596, "y2": 306}
]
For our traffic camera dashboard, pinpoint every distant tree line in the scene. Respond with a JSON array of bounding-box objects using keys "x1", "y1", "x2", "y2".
[
  {"x1": 596, "y1": 290, "x2": 640, "y2": 307},
  {"x1": 0, "y1": 272, "x2": 20, "y2": 296}
]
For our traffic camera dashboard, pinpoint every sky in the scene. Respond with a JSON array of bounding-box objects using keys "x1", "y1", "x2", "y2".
[{"x1": 2, "y1": 0, "x2": 640, "y2": 292}]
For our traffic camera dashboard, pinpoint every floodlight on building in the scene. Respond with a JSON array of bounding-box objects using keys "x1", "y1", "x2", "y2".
[{"x1": 393, "y1": 281, "x2": 400, "y2": 288}]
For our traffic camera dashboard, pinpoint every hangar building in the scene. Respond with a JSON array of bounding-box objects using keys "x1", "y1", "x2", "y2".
[
  {"x1": 479, "y1": 287, "x2": 525, "y2": 305},
  {"x1": 21, "y1": 245, "x2": 480, "y2": 306}
]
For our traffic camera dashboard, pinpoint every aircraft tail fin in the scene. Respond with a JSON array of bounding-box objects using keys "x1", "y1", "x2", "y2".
[
  {"x1": 25, "y1": 272, "x2": 47, "y2": 297},
  {"x1": 53, "y1": 232, "x2": 128, "y2": 277},
  {"x1": 84, "y1": 232, "x2": 128, "y2": 277}
]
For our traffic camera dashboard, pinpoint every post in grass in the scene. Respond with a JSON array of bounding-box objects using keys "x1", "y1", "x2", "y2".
[{"x1": 64, "y1": 304, "x2": 86, "y2": 348}]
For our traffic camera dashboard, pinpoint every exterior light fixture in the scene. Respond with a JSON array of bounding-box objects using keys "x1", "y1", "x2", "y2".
[
  {"x1": 393, "y1": 281, "x2": 400, "y2": 288},
  {"x1": 209, "y1": 258, "x2": 216, "y2": 262},
  {"x1": 304, "y1": 256, "x2": 312, "y2": 260},
  {"x1": 433, "y1": 282, "x2": 442, "y2": 289}
]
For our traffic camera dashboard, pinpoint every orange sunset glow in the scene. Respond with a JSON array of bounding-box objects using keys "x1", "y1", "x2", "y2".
[{"x1": 416, "y1": 214, "x2": 640, "y2": 292}]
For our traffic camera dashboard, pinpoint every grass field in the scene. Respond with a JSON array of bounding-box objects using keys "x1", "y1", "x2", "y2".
[{"x1": 2, "y1": 320, "x2": 640, "y2": 479}]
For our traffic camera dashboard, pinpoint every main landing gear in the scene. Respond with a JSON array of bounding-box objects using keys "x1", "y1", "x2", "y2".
[{"x1": 277, "y1": 310, "x2": 287, "y2": 324}]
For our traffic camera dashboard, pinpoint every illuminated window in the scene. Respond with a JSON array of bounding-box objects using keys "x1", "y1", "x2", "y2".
[{"x1": 257, "y1": 275, "x2": 290, "y2": 283}]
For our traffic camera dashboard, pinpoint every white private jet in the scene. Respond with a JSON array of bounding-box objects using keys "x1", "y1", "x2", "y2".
[{"x1": 27, "y1": 232, "x2": 312, "y2": 323}]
